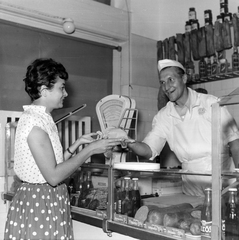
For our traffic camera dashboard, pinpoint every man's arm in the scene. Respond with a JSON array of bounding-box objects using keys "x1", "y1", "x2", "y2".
[
  {"x1": 127, "y1": 141, "x2": 153, "y2": 159},
  {"x1": 229, "y1": 139, "x2": 239, "y2": 168}
]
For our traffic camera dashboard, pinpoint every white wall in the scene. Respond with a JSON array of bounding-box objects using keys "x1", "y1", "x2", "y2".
[{"x1": 130, "y1": 0, "x2": 238, "y2": 40}]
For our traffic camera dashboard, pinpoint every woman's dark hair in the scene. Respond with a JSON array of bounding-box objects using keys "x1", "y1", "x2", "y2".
[{"x1": 23, "y1": 58, "x2": 68, "y2": 101}]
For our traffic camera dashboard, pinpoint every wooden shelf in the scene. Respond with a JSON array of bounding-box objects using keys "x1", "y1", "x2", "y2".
[{"x1": 188, "y1": 70, "x2": 239, "y2": 85}]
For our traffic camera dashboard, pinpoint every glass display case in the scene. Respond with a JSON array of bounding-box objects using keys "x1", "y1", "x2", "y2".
[
  {"x1": 70, "y1": 87, "x2": 239, "y2": 239},
  {"x1": 69, "y1": 160, "x2": 239, "y2": 240},
  {"x1": 69, "y1": 163, "x2": 205, "y2": 240}
]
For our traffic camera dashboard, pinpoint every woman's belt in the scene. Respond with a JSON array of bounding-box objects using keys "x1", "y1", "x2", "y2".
[{"x1": 21, "y1": 181, "x2": 65, "y2": 187}]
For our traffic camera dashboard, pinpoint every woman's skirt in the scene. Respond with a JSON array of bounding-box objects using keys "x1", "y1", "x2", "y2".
[{"x1": 4, "y1": 182, "x2": 74, "y2": 240}]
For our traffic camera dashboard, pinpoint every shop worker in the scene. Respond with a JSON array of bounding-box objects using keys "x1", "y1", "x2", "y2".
[
  {"x1": 4, "y1": 58, "x2": 121, "y2": 240},
  {"x1": 127, "y1": 59, "x2": 239, "y2": 197}
]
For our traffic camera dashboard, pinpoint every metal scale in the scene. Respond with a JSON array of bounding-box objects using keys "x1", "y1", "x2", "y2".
[{"x1": 96, "y1": 94, "x2": 138, "y2": 164}]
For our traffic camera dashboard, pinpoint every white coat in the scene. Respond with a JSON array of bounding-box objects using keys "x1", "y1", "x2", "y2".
[{"x1": 143, "y1": 88, "x2": 239, "y2": 196}]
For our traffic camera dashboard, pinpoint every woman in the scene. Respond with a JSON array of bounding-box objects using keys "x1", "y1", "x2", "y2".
[{"x1": 4, "y1": 58, "x2": 121, "y2": 240}]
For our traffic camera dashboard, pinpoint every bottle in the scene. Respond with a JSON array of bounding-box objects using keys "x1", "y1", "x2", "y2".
[
  {"x1": 225, "y1": 188, "x2": 239, "y2": 239},
  {"x1": 222, "y1": 190, "x2": 230, "y2": 239},
  {"x1": 76, "y1": 172, "x2": 84, "y2": 193},
  {"x1": 131, "y1": 178, "x2": 141, "y2": 217},
  {"x1": 217, "y1": 15, "x2": 224, "y2": 23},
  {"x1": 122, "y1": 177, "x2": 133, "y2": 217},
  {"x1": 85, "y1": 171, "x2": 93, "y2": 192},
  {"x1": 185, "y1": 21, "x2": 192, "y2": 33},
  {"x1": 232, "y1": 46, "x2": 239, "y2": 72},
  {"x1": 68, "y1": 177, "x2": 77, "y2": 205},
  {"x1": 204, "y1": 10, "x2": 213, "y2": 25},
  {"x1": 211, "y1": 55, "x2": 219, "y2": 76},
  {"x1": 186, "y1": 61, "x2": 195, "y2": 82},
  {"x1": 77, "y1": 172, "x2": 84, "y2": 207},
  {"x1": 199, "y1": 58, "x2": 207, "y2": 79},
  {"x1": 219, "y1": 58, "x2": 228, "y2": 74},
  {"x1": 68, "y1": 177, "x2": 76, "y2": 195},
  {"x1": 116, "y1": 178, "x2": 126, "y2": 214},
  {"x1": 218, "y1": 50, "x2": 228, "y2": 74},
  {"x1": 220, "y1": 3, "x2": 228, "y2": 14},
  {"x1": 206, "y1": 57, "x2": 212, "y2": 77},
  {"x1": 189, "y1": 7, "x2": 197, "y2": 20},
  {"x1": 201, "y1": 188, "x2": 212, "y2": 238},
  {"x1": 191, "y1": 19, "x2": 200, "y2": 30},
  {"x1": 115, "y1": 179, "x2": 124, "y2": 214},
  {"x1": 224, "y1": 13, "x2": 232, "y2": 22}
]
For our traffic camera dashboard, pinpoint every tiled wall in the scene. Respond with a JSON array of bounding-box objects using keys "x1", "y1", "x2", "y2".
[
  {"x1": 192, "y1": 77, "x2": 239, "y2": 125},
  {"x1": 122, "y1": 84, "x2": 159, "y2": 141}
]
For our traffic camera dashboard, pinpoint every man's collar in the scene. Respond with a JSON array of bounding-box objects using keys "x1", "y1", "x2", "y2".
[{"x1": 169, "y1": 88, "x2": 201, "y2": 116}]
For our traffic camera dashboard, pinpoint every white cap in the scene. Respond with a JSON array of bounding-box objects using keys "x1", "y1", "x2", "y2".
[{"x1": 158, "y1": 59, "x2": 185, "y2": 73}]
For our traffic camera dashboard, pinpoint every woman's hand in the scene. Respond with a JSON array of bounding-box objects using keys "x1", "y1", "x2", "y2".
[
  {"x1": 78, "y1": 133, "x2": 98, "y2": 145},
  {"x1": 88, "y1": 138, "x2": 122, "y2": 155}
]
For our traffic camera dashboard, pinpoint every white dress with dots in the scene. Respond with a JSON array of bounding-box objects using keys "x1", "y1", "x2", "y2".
[{"x1": 4, "y1": 105, "x2": 74, "y2": 240}]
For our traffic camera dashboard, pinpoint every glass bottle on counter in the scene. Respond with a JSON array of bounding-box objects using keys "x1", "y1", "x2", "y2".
[
  {"x1": 80, "y1": 171, "x2": 93, "y2": 200},
  {"x1": 232, "y1": 46, "x2": 239, "y2": 72},
  {"x1": 76, "y1": 172, "x2": 84, "y2": 207},
  {"x1": 131, "y1": 178, "x2": 141, "y2": 217},
  {"x1": 68, "y1": 177, "x2": 76, "y2": 196},
  {"x1": 122, "y1": 177, "x2": 133, "y2": 217},
  {"x1": 222, "y1": 189, "x2": 230, "y2": 239},
  {"x1": 201, "y1": 188, "x2": 212, "y2": 238},
  {"x1": 225, "y1": 188, "x2": 239, "y2": 240},
  {"x1": 85, "y1": 171, "x2": 93, "y2": 192},
  {"x1": 115, "y1": 179, "x2": 125, "y2": 214},
  {"x1": 76, "y1": 171, "x2": 84, "y2": 194}
]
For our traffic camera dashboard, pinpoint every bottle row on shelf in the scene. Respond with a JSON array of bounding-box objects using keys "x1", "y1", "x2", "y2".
[
  {"x1": 186, "y1": 3, "x2": 239, "y2": 33},
  {"x1": 187, "y1": 47, "x2": 239, "y2": 84},
  {"x1": 114, "y1": 176, "x2": 141, "y2": 218},
  {"x1": 67, "y1": 171, "x2": 141, "y2": 219}
]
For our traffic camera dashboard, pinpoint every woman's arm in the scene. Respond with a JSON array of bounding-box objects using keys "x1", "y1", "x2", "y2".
[
  {"x1": 27, "y1": 126, "x2": 120, "y2": 186},
  {"x1": 64, "y1": 133, "x2": 98, "y2": 160}
]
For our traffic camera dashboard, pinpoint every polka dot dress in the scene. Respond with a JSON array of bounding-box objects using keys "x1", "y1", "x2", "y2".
[
  {"x1": 4, "y1": 183, "x2": 73, "y2": 240},
  {"x1": 5, "y1": 105, "x2": 74, "y2": 239}
]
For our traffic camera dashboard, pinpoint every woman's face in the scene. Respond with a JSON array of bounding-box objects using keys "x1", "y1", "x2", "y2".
[
  {"x1": 159, "y1": 67, "x2": 187, "y2": 106},
  {"x1": 45, "y1": 77, "x2": 68, "y2": 111}
]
